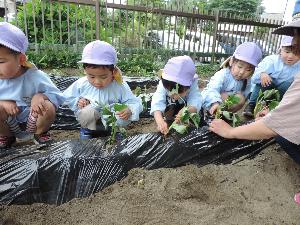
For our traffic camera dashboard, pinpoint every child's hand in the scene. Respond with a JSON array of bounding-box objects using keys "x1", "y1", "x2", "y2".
[
  {"x1": 116, "y1": 108, "x2": 132, "y2": 120},
  {"x1": 0, "y1": 100, "x2": 19, "y2": 116},
  {"x1": 260, "y1": 73, "x2": 272, "y2": 87},
  {"x1": 157, "y1": 120, "x2": 169, "y2": 135},
  {"x1": 31, "y1": 93, "x2": 49, "y2": 116},
  {"x1": 77, "y1": 98, "x2": 90, "y2": 109},
  {"x1": 175, "y1": 112, "x2": 181, "y2": 123},
  {"x1": 209, "y1": 102, "x2": 220, "y2": 115}
]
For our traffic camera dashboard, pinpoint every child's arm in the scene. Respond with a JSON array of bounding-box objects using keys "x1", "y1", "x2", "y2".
[
  {"x1": 63, "y1": 79, "x2": 84, "y2": 112},
  {"x1": 153, "y1": 110, "x2": 168, "y2": 135},
  {"x1": 118, "y1": 82, "x2": 143, "y2": 121},
  {"x1": 251, "y1": 55, "x2": 276, "y2": 85},
  {"x1": 186, "y1": 79, "x2": 202, "y2": 113},
  {"x1": 31, "y1": 70, "x2": 66, "y2": 109},
  {"x1": 201, "y1": 70, "x2": 225, "y2": 110},
  {"x1": 150, "y1": 81, "x2": 167, "y2": 116}
]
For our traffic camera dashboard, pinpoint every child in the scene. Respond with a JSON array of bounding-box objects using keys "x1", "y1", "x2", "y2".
[
  {"x1": 0, "y1": 22, "x2": 65, "y2": 149},
  {"x1": 63, "y1": 40, "x2": 143, "y2": 139},
  {"x1": 243, "y1": 35, "x2": 300, "y2": 117},
  {"x1": 150, "y1": 55, "x2": 202, "y2": 135},
  {"x1": 201, "y1": 42, "x2": 262, "y2": 115}
]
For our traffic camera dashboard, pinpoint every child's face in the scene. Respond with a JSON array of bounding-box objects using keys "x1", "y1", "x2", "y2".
[
  {"x1": 0, "y1": 47, "x2": 24, "y2": 79},
  {"x1": 230, "y1": 60, "x2": 254, "y2": 80},
  {"x1": 85, "y1": 66, "x2": 114, "y2": 89},
  {"x1": 167, "y1": 89, "x2": 189, "y2": 101},
  {"x1": 280, "y1": 46, "x2": 300, "y2": 65}
]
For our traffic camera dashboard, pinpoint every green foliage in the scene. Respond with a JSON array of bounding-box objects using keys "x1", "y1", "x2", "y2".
[
  {"x1": 196, "y1": 63, "x2": 220, "y2": 79},
  {"x1": 215, "y1": 95, "x2": 241, "y2": 127},
  {"x1": 102, "y1": 103, "x2": 128, "y2": 145},
  {"x1": 169, "y1": 107, "x2": 201, "y2": 134},
  {"x1": 134, "y1": 86, "x2": 153, "y2": 111},
  {"x1": 207, "y1": 0, "x2": 261, "y2": 18},
  {"x1": 118, "y1": 50, "x2": 161, "y2": 76},
  {"x1": 254, "y1": 89, "x2": 280, "y2": 117},
  {"x1": 27, "y1": 48, "x2": 81, "y2": 69}
]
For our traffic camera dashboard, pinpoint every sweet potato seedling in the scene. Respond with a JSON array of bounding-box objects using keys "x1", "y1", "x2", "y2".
[
  {"x1": 215, "y1": 95, "x2": 241, "y2": 127},
  {"x1": 254, "y1": 89, "x2": 280, "y2": 117},
  {"x1": 102, "y1": 103, "x2": 127, "y2": 145}
]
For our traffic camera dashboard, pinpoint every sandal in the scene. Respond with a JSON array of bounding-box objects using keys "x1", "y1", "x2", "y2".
[{"x1": 294, "y1": 192, "x2": 300, "y2": 205}]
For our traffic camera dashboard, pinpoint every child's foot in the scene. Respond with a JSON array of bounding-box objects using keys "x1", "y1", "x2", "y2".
[
  {"x1": 15, "y1": 131, "x2": 34, "y2": 143},
  {"x1": 79, "y1": 128, "x2": 94, "y2": 140},
  {"x1": 0, "y1": 136, "x2": 16, "y2": 149},
  {"x1": 294, "y1": 192, "x2": 300, "y2": 205},
  {"x1": 33, "y1": 131, "x2": 52, "y2": 145}
]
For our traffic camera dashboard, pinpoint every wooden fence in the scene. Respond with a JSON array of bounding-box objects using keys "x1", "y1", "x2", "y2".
[{"x1": 1, "y1": 0, "x2": 286, "y2": 62}]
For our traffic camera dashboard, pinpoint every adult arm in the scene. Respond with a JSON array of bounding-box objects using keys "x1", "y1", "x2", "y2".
[{"x1": 209, "y1": 119, "x2": 277, "y2": 140}]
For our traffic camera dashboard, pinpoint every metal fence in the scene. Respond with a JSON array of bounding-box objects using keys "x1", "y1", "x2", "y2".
[{"x1": 1, "y1": 0, "x2": 286, "y2": 62}]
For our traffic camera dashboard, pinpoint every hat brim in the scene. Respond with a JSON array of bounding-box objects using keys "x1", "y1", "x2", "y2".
[
  {"x1": 78, "y1": 58, "x2": 115, "y2": 65},
  {"x1": 0, "y1": 40, "x2": 23, "y2": 53},
  {"x1": 273, "y1": 20, "x2": 300, "y2": 36}
]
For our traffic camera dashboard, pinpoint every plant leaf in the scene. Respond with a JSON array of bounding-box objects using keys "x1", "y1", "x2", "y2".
[
  {"x1": 113, "y1": 103, "x2": 128, "y2": 112},
  {"x1": 190, "y1": 113, "x2": 200, "y2": 128},
  {"x1": 169, "y1": 123, "x2": 187, "y2": 134}
]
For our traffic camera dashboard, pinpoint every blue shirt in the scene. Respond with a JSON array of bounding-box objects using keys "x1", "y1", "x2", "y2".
[
  {"x1": 201, "y1": 68, "x2": 251, "y2": 109},
  {"x1": 63, "y1": 77, "x2": 143, "y2": 123},
  {"x1": 150, "y1": 79, "x2": 202, "y2": 115},
  {"x1": 252, "y1": 54, "x2": 300, "y2": 85},
  {"x1": 0, "y1": 67, "x2": 65, "y2": 122}
]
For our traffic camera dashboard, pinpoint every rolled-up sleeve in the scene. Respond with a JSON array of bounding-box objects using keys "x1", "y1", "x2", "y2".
[{"x1": 263, "y1": 73, "x2": 300, "y2": 144}]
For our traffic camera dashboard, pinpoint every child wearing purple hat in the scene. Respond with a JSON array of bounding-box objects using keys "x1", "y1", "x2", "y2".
[
  {"x1": 150, "y1": 55, "x2": 202, "y2": 135},
  {"x1": 201, "y1": 42, "x2": 262, "y2": 115},
  {"x1": 0, "y1": 22, "x2": 65, "y2": 149},
  {"x1": 63, "y1": 40, "x2": 143, "y2": 139},
  {"x1": 243, "y1": 36, "x2": 300, "y2": 118}
]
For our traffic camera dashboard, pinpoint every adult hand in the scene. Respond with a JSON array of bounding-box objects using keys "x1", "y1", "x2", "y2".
[
  {"x1": 0, "y1": 100, "x2": 19, "y2": 116},
  {"x1": 260, "y1": 73, "x2": 272, "y2": 87},
  {"x1": 77, "y1": 97, "x2": 90, "y2": 109},
  {"x1": 116, "y1": 108, "x2": 132, "y2": 120},
  {"x1": 255, "y1": 107, "x2": 270, "y2": 121},
  {"x1": 209, "y1": 102, "x2": 220, "y2": 115},
  {"x1": 209, "y1": 119, "x2": 233, "y2": 138}
]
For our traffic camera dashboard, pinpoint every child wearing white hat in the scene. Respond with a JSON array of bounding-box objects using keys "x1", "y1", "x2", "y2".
[
  {"x1": 150, "y1": 55, "x2": 202, "y2": 135},
  {"x1": 0, "y1": 22, "x2": 65, "y2": 149},
  {"x1": 201, "y1": 42, "x2": 262, "y2": 116},
  {"x1": 63, "y1": 40, "x2": 143, "y2": 139},
  {"x1": 243, "y1": 36, "x2": 300, "y2": 118}
]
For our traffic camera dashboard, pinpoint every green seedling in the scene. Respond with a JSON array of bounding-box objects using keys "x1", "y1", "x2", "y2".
[
  {"x1": 102, "y1": 103, "x2": 128, "y2": 145},
  {"x1": 215, "y1": 95, "x2": 241, "y2": 127},
  {"x1": 254, "y1": 89, "x2": 280, "y2": 117},
  {"x1": 169, "y1": 107, "x2": 201, "y2": 134},
  {"x1": 134, "y1": 86, "x2": 153, "y2": 111}
]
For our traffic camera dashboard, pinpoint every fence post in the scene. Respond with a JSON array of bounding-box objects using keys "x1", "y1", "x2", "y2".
[
  {"x1": 95, "y1": 0, "x2": 100, "y2": 39},
  {"x1": 212, "y1": 9, "x2": 219, "y2": 63}
]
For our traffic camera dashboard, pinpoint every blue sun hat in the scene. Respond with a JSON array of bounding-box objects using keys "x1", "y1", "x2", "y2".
[
  {"x1": 161, "y1": 55, "x2": 197, "y2": 86},
  {"x1": 0, "y1": 22, "x2": 28, "y2": 54},
  {"x1": 78, "y1": 40, "x2": 122, "y2": 84},
  {"x1": 233, "y1": 42, "x2": 262, "y2": 67}
]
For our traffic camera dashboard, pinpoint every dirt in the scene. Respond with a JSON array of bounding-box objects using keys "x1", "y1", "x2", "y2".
[{"x1": 0, "y1": 117, "x2": 300, "y2": 225}]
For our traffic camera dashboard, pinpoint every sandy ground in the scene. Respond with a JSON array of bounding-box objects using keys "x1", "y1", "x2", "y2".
[{"x1": 0, "y1": 118, "x2": 300, "y2": 225}]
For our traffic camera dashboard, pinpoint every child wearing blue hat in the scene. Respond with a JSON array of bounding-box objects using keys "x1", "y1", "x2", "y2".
[
  {"x1": 201, "y1": 42, "x2": 262, "y2": 115},
  {"x1": 150, "y1": 55, "x2": 202, "y2": 135},
  {"x1": 63, "y1": 40, "x2": 143, "y2": 139},
  {"x1": 0, "y1": 22, "x2": 65, "y2": 149},
  {"x1": 243, "y1": 35, "x2": 300, "y2": 118}
]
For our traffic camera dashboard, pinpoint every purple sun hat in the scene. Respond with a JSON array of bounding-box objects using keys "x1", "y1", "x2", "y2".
[
  {"x1": 78, "y1": 40, "x2": 117, "y2": 65},
  {"x1": 0, "y1": 22, "x2": 28, "y2": 54},
  {"x1": 162, "y1": 55, "x2": 197, "y2": 86},
  {"x1": 233, "y1": 42, "x2": 262, "y2": 67}
]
